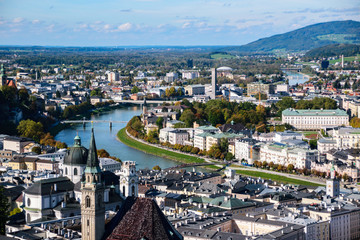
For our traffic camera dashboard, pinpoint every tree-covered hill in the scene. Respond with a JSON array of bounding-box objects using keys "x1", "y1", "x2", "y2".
[
  {"x1": 304, "y1": 44, "x2": 360, "y2": 58},
  {"x1": 223, "y1": 20, "x2": 360, "y2": 53}
]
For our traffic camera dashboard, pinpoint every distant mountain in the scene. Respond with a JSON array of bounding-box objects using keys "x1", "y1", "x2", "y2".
[
  {"x1": 304, "y1": 44, "x2": 360, "y2": 58},
  {"x1": 224, "y1": 20, "x2": 360, "y2": 53}
]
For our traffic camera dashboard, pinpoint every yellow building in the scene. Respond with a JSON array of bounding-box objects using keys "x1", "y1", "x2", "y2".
[
  {"x1": 24, "y1": 157, "x2": 38, "y2": 170},
  {"x1": 7, "y1": 155, "x2": 26, "y2": 170}
]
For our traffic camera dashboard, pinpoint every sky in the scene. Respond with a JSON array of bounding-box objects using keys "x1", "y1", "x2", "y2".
[{"x1": 0, "y1": 0, "x2": 359, "y2": 46}]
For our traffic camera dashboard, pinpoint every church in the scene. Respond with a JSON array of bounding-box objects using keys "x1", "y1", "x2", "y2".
[
  {"x1": 22, "y1": 127, "x2": 182, "y2": 240},
  {"x1": 0, "y1": 64, "x2": 17, "y2": 88}
]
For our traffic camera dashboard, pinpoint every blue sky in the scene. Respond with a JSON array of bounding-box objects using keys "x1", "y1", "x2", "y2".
[{"x1": 0, "y1": 0, "x2": 359, "y2": 46}]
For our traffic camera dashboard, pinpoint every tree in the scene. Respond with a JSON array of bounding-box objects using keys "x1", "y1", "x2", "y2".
[
  {"x1": 180, "y1": 109, "x2": 196, "y2": 127},
  {"x1": 287, "y1": 164, "x2": 294, "y2": 172},
  {"x1": 152, "y1": 165, "x2": 161, "y2": 171},
  {"x1": 131, "y1": 86, "x2": 140, "y2": 94},
  {"x1": 31, "y1": 146, "x2": 41, "y2": 154},
  {"x1": 55, "y1": 141, "x2": 67, "y2": 149},
  {"x1": 90, "y1": 88, "x2": 103, "y2": 97},
  {"x1": 225, "y1": 152, "x2": 234, "y2": 161},
  {"x1": 97, "y1": 149, "x2": 110, "y2": 158},
  {"x1": 156, "y1": 117, "x2": 164, "y2": 130},
  {"x1": 9, "y1": 207, "x2": 21, "y2": 216},
  {"x1": 219, "y1": 138, "x2": 229, "y2": 153},
  {"x1": 276, "y1": 97, "x2": 296, "y2": 113},
  {"x1": 350, "y1": 117, "x2": 360, "y2": 128},
  {"x1": 0, "y1": 187, "x2": 9, "y2": 234},
  {"x1": 17, "y1": 120, "x2": 44, "y2": 142},
  {"x1": 309, "y1": 139, "x2": 318, "y2": 150}
]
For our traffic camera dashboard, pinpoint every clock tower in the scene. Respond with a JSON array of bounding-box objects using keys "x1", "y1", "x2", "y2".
[
  {"x1": 119, "y1": 161, "x2": 138, "y2": 197},
  {"x1": 81, "y1": 127, "x2": 105, "y2": 240}
]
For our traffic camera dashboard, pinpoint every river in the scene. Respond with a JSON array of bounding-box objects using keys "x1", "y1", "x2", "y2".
[
  {"x1": 283, "y1": 70, "x2": 310, "y2": 86},
  {"x1": 55, "y1": 106, "x2": 180, "y2": 170}
]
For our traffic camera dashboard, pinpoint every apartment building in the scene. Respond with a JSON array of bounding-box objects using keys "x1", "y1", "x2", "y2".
[{"x1": 260, "y1": 143, "x2": 318, "y2": 169}]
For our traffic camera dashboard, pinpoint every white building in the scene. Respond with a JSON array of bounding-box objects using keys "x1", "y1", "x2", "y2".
[
  {"x1": 159, "y1": 128, "x2": 175, "y2": 143},
  {"x1": 275, "y1": 84, "x2": 289, "y2": 94},
  {"x1": 108, "y1": 71, "x2": 119, "y2": 82},
  {"x1": 235, "y1": 138, "x2": 261, "y2": 165},
  {"x1": 260, "y1": 143, "x2": 318, "y2": 169},
  {"x1": 118, "y1": 161, "x2": 138, "y2": 197},
  {"x1": 182, "y1": 70, "x2": 200, "y2": 80},
  {"x1": 282, "y1": 109, "x2": 349, "y2": 130},
  {"x1": 333, "y1": 127, "x2": 360, "y2": 149},
  {"x1": 168, "y1": 130, "x2": 189, "y2": 145},
  {"x1": 3, "y1": 136, "x2": 33, "y2": 154},
  {"x1": 273, "y1": 131, "x2": 302, "y2": 143},
  {"x1": 317, "y1": 138, "x2": 337, "y2": 153},
  {"x1": 99, "y1": 158, "x2": 122, "y2": 172}
]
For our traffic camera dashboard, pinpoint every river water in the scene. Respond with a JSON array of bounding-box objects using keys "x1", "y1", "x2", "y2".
[
  {"x1": 55, "y1": 106, "x2": 179, "y2": 170},
  {"x1": 283, "y1": 70, "x2": 309, "y2": 86}
]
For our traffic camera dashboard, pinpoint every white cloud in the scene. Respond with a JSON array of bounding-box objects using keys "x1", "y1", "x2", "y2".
[
  {"x1": 13, "y1": 17, "x2": 24, "y2": 23},
  {"x1": 32, "y1": 19, "x2": 40, "y2": 24},
  {"x1": 115, "y1": 23, "x2": 132, "y2": 32}
]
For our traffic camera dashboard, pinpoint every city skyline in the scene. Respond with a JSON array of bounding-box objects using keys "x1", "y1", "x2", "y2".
[{"x1": 0, "y1": 0, "x2": 359, "y2": 46}]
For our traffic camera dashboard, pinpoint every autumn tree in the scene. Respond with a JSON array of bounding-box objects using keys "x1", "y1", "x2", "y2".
[{"x1": 17, "y1": 120, "x2": 44, "y2": 142}]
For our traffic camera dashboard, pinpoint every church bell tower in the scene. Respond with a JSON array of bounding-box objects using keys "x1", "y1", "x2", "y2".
[{"x1": 81, "y1": 126, "x2": 105, "y2": 240}]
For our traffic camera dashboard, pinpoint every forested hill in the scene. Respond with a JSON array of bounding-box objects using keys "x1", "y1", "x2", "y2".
[
  {"x1": 224, "y1": 20, "x2": 360, "y2": 53},
  {"x1": 304, "y1": 44, "x2": 360, "y2": 58}
]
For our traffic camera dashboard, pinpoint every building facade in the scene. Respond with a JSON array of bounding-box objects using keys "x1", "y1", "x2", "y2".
[{"x1": 282, "y1": 109, "x2": 349, "y2": 130}]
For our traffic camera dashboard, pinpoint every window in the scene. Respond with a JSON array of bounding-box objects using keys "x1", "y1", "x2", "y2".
[
  {"x1": 74, "y1": 168, "x2": 78, "y2": 176},
  {"x1": 123, "y1": 186, "x2": 126, "y2": 196},
  {"x1": 87, "y1": 219, "x2": 89, "y2": 226},
  {"x1": 132, "y1": 186, "x2": 135, "y2": 197},
  {"x1": 86, "y1": 196, "x2": 91, "y2": 208},
  {"x1": 27, "y1": 198, "x2": 31, "y2": 207},
  {"x1": 65, "y1": 167, "x2": 68, "y2": 175}
]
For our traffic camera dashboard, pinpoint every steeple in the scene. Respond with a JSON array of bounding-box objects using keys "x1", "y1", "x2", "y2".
[{"x1": 85, "y1": 126, "x2": 102, "y2": 174}]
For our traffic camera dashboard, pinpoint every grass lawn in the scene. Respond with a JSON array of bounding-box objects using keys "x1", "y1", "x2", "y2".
[
  {"x1": 210, "y1": 53, "x2": 235, "y2": 59},
  {"x1": 235, "y1": 169, "x2": 323, "y2": 186},
  {"x1": 117, "y1": 128, "x2": 205, "y2": 164}
]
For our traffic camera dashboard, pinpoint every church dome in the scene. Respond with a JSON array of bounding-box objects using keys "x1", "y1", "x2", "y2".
[{"x1": 64, "y1": 135, "x2": 88, "y2": 166}]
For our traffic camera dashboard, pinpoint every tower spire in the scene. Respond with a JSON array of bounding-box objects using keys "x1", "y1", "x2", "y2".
[{"x1": 85, "y1": 127, "x2": 102, "y2": 173}]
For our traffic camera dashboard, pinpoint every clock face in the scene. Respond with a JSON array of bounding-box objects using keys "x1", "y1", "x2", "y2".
[
  {"x1": 131, "y1": 179, "x2": 135, "y2": 183},
  {"x1": 122, "y1": 179, "x2": 126, "y2": 184}
]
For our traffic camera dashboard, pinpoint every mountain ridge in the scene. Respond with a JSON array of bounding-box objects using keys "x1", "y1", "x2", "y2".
[{"x1": 223, "y1": 20, "x2": 360, "y2": 53}]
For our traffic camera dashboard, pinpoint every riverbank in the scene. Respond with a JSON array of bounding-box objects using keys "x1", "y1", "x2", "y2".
[
  {"x1": 117, "y1": 127, "x2": 324, "y2": 186},
  {"x1": 117, "y1": 128, "x2": 206, "y2": 165},
  {"x1": 233, "y1": 169, "x2": 324, "y2": 187}
]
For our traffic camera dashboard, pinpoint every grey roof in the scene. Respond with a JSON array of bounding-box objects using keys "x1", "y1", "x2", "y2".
[{"x1": 23, "y1": 177, "x2": 74, "y2": 195}]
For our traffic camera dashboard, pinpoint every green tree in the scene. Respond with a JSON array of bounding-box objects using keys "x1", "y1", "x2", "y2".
[
  {"x1": 90, "y1": 88, "x2": 103, "y2": 97},
  {"x1": 225, "y1": 152, "x2": 234, "y2": 161},
  {"x1": 156, "y1": 117, "x2": 164, "y2": 130},
  {"x1": 55, "y1": 141, "x2": 67, "y2": 149},
  {"x1": 276, "y1": 96, "x2": 296, "y2": 113},
  {"x1": 180, "y1": 109, "x2": 195, "y2": 127},
  {"x1": 17, "y1": 120, "x2": 44, "y2": 142},
  {"x1": 31, "y1": 146, "x2": 41, "y2": 154},
  {"x1": 0, "y1": 187, "x2": 10, "y2": 234},
  {"x1": 131, "y1": 86, "x2": 140, "y2": 94}
]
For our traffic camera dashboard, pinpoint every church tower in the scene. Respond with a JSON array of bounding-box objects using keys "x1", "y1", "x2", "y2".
[
  {"x1": 81, "y1": 127, "x2": 105, "y2": 240},
  {"x1": 0, "y1": 64, "x2": 7, "y2": 87},
  {"x1": 119, "y1": 161, "x2": 138, "y2": 197},
  {"x1": 326, "y1": 161, "x2": 340, "y2": 198}
]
